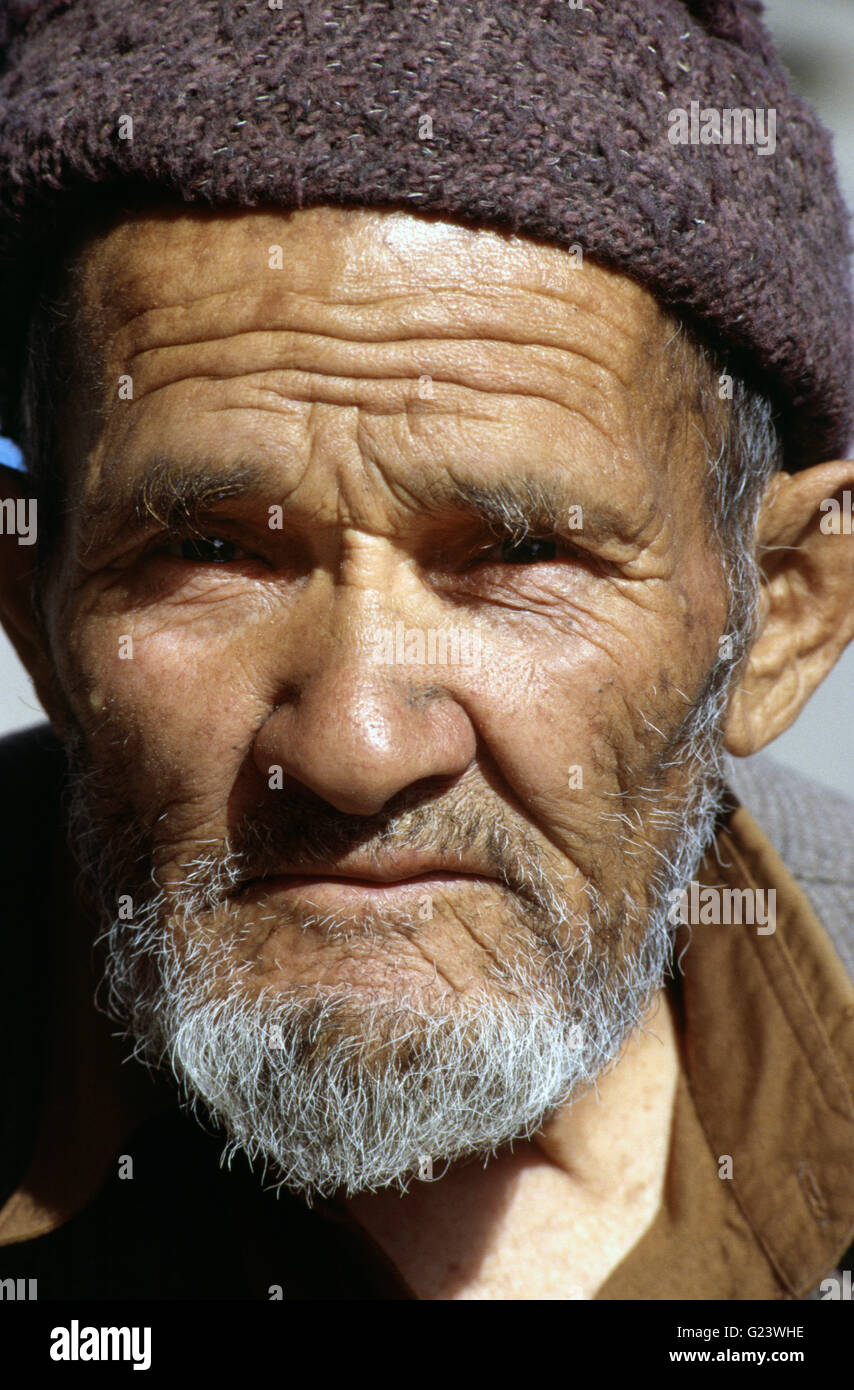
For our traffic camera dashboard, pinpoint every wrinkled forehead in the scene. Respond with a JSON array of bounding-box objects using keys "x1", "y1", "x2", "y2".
[{"x1": 75, "y1": 202, "x2": 675, "y2": 363}]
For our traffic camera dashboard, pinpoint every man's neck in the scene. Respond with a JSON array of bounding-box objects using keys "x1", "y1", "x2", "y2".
[{"x1": 344, "y1": 988, "x2": 680, "y2": 1299}]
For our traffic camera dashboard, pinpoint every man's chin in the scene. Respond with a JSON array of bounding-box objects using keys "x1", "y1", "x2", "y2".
[
  {"x1": 92, "y1": 880, "x2": 674, "y2": 1200},
  {"x1": 125, "y1": 979, "x2": 631, "y2": 1201}
]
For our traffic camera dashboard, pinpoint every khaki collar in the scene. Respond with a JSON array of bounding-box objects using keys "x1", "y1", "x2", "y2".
[{"x1": 598, "y1": 797, "x2": 854, "y2": 1299}]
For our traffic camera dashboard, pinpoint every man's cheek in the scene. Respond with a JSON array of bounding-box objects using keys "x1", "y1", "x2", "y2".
[
  {"x1": 68, "y1": 615, "x2": 263, "y2": 768},
  {"x1": 466, "y1": 642, "x2": 630, "y2": 830}
]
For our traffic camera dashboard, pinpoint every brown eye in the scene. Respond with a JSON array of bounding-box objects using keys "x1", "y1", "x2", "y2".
[
  {"x1": 496, "y1": 537, "x2": 558, "y2": 565},
  {"x1": 166, "y1": 536, "x2": 245, "y2": 563}
]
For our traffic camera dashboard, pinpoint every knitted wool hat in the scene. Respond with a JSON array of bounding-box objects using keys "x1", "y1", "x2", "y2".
[{"x1": 0, "y1": 0, "x2": 851, "y2": 470}]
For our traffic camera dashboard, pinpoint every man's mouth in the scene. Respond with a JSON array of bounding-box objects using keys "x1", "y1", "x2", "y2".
[
  {"x1": 228, "y1": 846, "x2": 500, "y2": 902},
  {"x1": 235, "y1": 869, "x2": 497, "y2": 904}
]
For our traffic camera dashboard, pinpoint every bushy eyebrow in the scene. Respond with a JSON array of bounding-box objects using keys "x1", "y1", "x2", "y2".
[
  {"x1": 435, "y1": 476, "x2": 616, "y2": 542},
  {"x1": 81, "y1": 458, "x2": 267, "y2": 556},
  {"x1": 433, "y1": 472, "x2": 642, "y2": 547},
  {"x1": 79, "y1": 455, "x2": 629, "y2": 556}
]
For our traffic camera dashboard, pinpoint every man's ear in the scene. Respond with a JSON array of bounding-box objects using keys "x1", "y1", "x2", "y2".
[
  {"x1": 724, "y1": 458, "x2": 854, "y2": 757},
  {"x1": 0, "y1": 465, "x2": 67, "y2": 737}
]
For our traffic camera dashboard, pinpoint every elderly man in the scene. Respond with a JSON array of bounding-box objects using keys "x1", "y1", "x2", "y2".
[{"x1": 0, "y1": 0, "x2": 852, "y2": 1304}]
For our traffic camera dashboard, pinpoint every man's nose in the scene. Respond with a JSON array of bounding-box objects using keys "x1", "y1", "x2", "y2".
[{"x1": 251, "y1": 616, "x2": 478, "y2": 817}]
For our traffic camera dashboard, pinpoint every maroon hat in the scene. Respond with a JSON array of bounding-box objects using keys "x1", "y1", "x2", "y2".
[{"x1": 0, "y1": 0, "x2": 851, "y2": 469}]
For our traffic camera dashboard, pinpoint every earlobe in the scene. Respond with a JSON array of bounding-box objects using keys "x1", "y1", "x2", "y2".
[{"x1": 723, "y1": 459, "x2": 854, "y2": 758}]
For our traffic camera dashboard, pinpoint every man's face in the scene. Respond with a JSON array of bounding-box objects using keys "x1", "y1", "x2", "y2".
[{"x1": 42, "y1": 205, "x2": 731, "y2": 1195}]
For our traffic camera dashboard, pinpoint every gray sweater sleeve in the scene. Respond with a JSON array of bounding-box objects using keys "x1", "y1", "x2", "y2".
[{"x1": 725, "y1": 752, "x2": 854, "y2": 982}]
